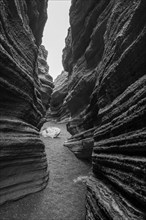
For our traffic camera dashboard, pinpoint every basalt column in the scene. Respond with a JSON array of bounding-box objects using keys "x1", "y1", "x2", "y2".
[{"x1": 0, "y1": 0, "x2": 49, "y2": 205}]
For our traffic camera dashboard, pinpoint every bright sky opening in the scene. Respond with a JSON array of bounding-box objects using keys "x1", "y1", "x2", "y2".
[{"x1": 42, "y1": 0, "x2": 71, "y2": 80}]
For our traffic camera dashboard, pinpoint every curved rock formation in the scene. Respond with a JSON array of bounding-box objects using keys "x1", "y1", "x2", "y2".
[
  {"x1": 0, "y1": 0, "x2": 49, "y2": 205},
  {"x1": 38, "y1": 45, "x2": 54, "y2": 110},
  {"x1": 63, "y1": 0, "x2": 146, "y2": 219},
  {"x1": 48, "y1": 71, "x2": 70, "y2": 122}
]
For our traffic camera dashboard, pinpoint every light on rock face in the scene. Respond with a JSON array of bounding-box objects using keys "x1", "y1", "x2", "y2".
[{"x1": 40, "y1": 127, "x2": 61, "y2": 138}]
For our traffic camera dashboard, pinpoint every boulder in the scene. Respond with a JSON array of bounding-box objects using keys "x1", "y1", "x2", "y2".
[{"x1": 40, "y1": 127, "x2": 61, "y2": 138}]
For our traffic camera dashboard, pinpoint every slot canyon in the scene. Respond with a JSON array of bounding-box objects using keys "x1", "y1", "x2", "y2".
[{"x1": 0, "y1": 0, "x2": 146, "y2": 219}]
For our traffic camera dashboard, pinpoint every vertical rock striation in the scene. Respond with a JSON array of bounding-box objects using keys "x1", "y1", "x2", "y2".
[
  {"x1": 63, "y1": 0, "x2": 146, "y2": 219},
  {"x1": 0, "y1": 0, "x2": 49, "y2": 205}
]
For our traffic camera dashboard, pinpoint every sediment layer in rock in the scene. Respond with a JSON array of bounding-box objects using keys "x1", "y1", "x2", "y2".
[
  {"x1": 38, "y1": 45, "x2": 54, "y2": 110},
  {"x1": 48, "y1": 71, "x2": 70, "y2": 122},
  {"x1": 62, "y1": 0, "x2": 146, "y2": 218},
  {"x1": 0, "y1": 0, "x2": 49, "y2": 205}
]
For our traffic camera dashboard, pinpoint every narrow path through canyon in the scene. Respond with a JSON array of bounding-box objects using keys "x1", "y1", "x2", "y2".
[{"x1": 0, "y1": 122, "x2": 91, "y2": 220}]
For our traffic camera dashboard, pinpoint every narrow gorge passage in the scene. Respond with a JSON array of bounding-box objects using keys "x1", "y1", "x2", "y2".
[
  {"x1": 1, "y1": 0, "x2": 145, "y2": 219},
  {"x1": 0, "y1": 121, "x2": 91, "y2": 220}
]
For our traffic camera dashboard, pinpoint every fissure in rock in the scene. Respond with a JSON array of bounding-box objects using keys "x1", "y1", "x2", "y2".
[{"x1": 0, "y1": 0, "x2": 146, "y2": 220}]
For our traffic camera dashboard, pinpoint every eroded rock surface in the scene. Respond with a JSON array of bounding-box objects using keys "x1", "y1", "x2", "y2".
[
  {"x1": 0, "y1": 0, "x2": 49, "y2": 205},
  {"x1": 48, "y1": 71, "x2": 70, "y2": 122},
  {"x1": 63, "y1": 0, "x2": 146, "y2": 219},
  {"x1": 38, "y1": 45, "x2": 54, "y2": 110},
  {"x1": 62, "y1": 27, "x2": 73, "y2": 74}
]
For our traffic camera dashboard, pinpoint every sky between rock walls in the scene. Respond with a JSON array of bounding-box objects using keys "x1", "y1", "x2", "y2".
[{"x1": 42, "y1": 0, "x2": 71, "y2": 81}]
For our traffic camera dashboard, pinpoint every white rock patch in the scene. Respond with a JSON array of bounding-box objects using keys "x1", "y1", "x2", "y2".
[{"x1": 40, "y1": 127, "x2": 61, "y2": 138}]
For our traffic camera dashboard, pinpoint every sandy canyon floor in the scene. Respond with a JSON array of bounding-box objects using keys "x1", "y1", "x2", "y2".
[{"x1": 0, "y1": 121, "x2": 91, "y2": 220}]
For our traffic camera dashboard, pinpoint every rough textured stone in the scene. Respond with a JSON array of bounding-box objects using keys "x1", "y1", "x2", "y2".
[
  {"x1": 38, "y1": 45, "x2": 54, "y2": 110},
  {"x1": 0, "y1": 0, "x2": 49, "y2": 205},
  {"x1": 62, "y1": 27, "x2": 73, "y2": 74},
  {"x1": 62, "y1": 0, "x2": 146, "y2": 219},
  {"x1": 48, "y1": 71, "x2": 70, "y2": 122}
]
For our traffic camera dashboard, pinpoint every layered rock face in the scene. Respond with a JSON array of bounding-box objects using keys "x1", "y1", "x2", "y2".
[
  {"x1": 47, "y1": 28, "x2": 72, "y2": 123},
  {"x1": 48, "y1": 71, "x2": 70, "y2": 122},
  {"x1": 62, "y1": 27, "x2": 73, "y2": 74},
  {"x1": 38, "y1": 45, "x2": 54, "y2": 110},
  {"x1": 0, "y1": 0, "x2": 49, "y2": 205},
  {"x1": 63, "y1": 0, "x2": 146, "y2": 219}
]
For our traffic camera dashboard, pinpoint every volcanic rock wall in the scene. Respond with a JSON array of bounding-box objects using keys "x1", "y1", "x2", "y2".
[
  {"x1": 47, "y1": 28, "x2": 72, "y2": 123},
  {"x1": 63, "y1": 0, "x2": 146, "y2": 219},
  {"x1": 38, "y1": 45, "x2": 54, "y2": 110},
  {"x1": 48, "y1": 70, "x2": 70, "y2": 122},
  {"x1": 0, "y1": 0, "x2": 49, "y2": 205}
]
